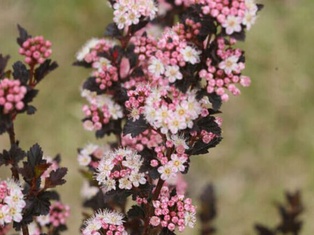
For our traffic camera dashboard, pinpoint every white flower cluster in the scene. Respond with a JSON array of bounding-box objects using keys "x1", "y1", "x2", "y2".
[
  {"x1": 82, "y1": 209, "x2": 128, "y2": 235},
  {"x1": 143, "y1": 89, "x2": 203, "y2": 134},
  {"x1": 96, "y1": 148, "x2": 146, "y2": 192},
  {"x1": 112, "y1": 0, "x2": 158, "y2": 29},
  {"x1": 0, "y1": 179, "x2": 26, "y2": 225}
]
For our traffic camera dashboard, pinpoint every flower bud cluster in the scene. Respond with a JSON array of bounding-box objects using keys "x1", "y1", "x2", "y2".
[
  {"x1": 173, "y1": 19, "x2": 202, "y2": 41},
  {"x1": 149, "y1": 186, "x2": 196, "y2": 232},
  {"x1": 0, "y1": 179, "x2": 26, "y2": 226},
  {"x1": 96, "y1": 148, "x2": 146, "y2": 193},
  {"x1": 0, "y1": 78, "x2": 27, "y2": 114},
  {"x1": 37, "y1": 201, "x2": 70, "y2": 227},
  {"x1": 112, "y1": 0, "x2": 158, "y2": 30},
  {"x1": 93, "y1": 60, "x2": 119, "y2": 90},
  {"x1": 121, "y1": 129, "x2": 163, "y2": 152},
  {"x1": 19, "y1": 36, "x2": 52, "y2": 65},
  {"x1": 81, "y1": 90, "x2": 123, "y2": 131},
  {"x1": 199, "y1": 37, "x2": 250, "y2": 101},
  {"x1": 82, "y1": 209, "x2": 127, "y2": 235}
]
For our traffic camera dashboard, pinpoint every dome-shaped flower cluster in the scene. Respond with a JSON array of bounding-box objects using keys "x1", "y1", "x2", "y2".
[
  {"x1": 0, "y1": 179, "x2": 26, "y2": 226},
  {"x1": 19, "y1": 36, "x2": 52, "y2": 65},
  {"x1": 0, "y1": 78, "x2": 27, "y2": 114},
  {"x1": 150, "y1": 186, "x2": 196, "y2": 232},
  {"x1": 82, "y1": 209, "x2": 127, "y2": 235},
  {"x1": 96, "y1": 148, "x2": 146, "y2": 193}
]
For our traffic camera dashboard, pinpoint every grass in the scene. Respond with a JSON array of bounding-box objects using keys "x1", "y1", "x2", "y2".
[{"x1": 0, "y1": 0, "x2": 313, "y2": 234}]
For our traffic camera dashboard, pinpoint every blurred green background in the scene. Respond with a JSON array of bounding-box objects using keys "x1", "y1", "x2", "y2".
[{"x1": 0, "y1": 0, "x2": 313, "y2": 234}]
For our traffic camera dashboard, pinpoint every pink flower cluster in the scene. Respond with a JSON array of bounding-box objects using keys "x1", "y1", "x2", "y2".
[
  {"x1": 133, "y1": 28, "x2": 201, "y2": 85},
  {"x1": 174, "y1": 0, "x2": 259, "y2": 34},
  {"x1": 173, "y1": 18, "x2": 202, "y2": 41},
  {"x1": 121, "y1": 129, "x2": 163, "y2": 151},
  {"x1": 19, "y1": 36, "x2": 52, "y2": 65},
  {"x1": 81, "y1": 90, "x2": 123, "y2": 131},
  {"x1": 112, "y1": 0, "x2": 158, "y2": 30},
  {"x1": 82, "y1": 209, "x2": 127, "y2": 235},
  {"x1": 199, "y1": 37, "x2": 250, "y2": 101},
  {"x1": 0, "y1": 179, "x2": 26, "y2": 226},
  {"x1": 37, "y1": 202, "x2": 70, "y2": 227},
  {"x1": 96, "y1": 148, "x2": 146, "y2": 193},
  {"x1": 93, "y1": 60, "x2": 119, "y2": 90},
  {"x1": 0, "y1": 78, "x2": 27, "y2": 114},
  {"x1": 149, "y1": 186, "x2": 196, "y2": 232}
]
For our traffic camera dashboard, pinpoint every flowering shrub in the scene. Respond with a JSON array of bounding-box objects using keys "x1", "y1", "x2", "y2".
[
  {"x1": 75, "y1": 0, "x2": 263, "y2": 235},
  {"x1": 0, "y1": 26, "x2": 69, "y2": 235}
]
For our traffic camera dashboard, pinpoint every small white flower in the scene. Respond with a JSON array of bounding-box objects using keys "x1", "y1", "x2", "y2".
[
  {"x1": 158, "y1": 164, "x2": 176, "y2": 181},
  {"x1": 184, "y1": 211, "x2": 196, "y2": 228},
  {"x1": 148, "y1": 57, "x2": 165, "y2": 77},
  {"x1": 114, "y1": 14, "x2": 128, "y2": 29},
  {"x1": 37, "y1": 214, "x2": 50, "y2": 226},
  {"x1": 222, "y1": 15, "x2": 242, "y2": 35},
  {"x1": 118, "y1": 177, "x2": 132, "y2": 190},
  {"x1": 242, "y1": 11, "x2": 257, "y2": 30},
  {"x1": 78, "y1": 154, "x2": 91, "y2": 166},
  {"x1": 165, "y1": 65, "x2": 183, "y2": 83},
  {"x1": 93, "y1": 57, "x2": 112, "y2": 72},
  {"x1": 101, "y1": 178, "x2": 116, "y2": 193},
  {"x1": 129, "y1": 172, "x2": 147, "y2": 187},
  {"x1": 219, "y1": 55, "x2": 239, "y2": 74},
  {"x1": 180, "y1": 46, "x2": 201, "y2": 64},
  {"x1": 169, "y1": 154, "x2": 187, "y2": 172},
  {"x1": 168, "y1": 115, "x2": 187, "y2": 134}
]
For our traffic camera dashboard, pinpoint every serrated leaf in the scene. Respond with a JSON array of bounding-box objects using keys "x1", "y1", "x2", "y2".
[
  {"x1": 27, "y1": 143, "x2": 44, "y2": 167},
  {"x1": 254, "y1": 224, "x2": 275, "y2": 235},
  {"x1": 104, "y1": 23, "x2": 122, "y2": 38},
  {"x1": 208, "y1": 93, "x2": 222, "y2": 111},
  {"x1": 45, "y1": 167, "x2": 67, "y2": 188},
  {"x1": 160, "y1": 228, "x2": 176, "y2": 235},
  {"x1": 188, "y1": 137, "x2": 222, "y2": 155},
  {"x1": 34, "y1": 59, "x2": 58, "y2": 84},
  {"x1": 82, "y1": 76, "x2": 102, "y2": 94},
  {"x1": 17, "y1": 24, "x2": 31, "y2": 47},
  {"x1": 123, "y1": 115, "x2": 149, "y2": 137},
  {"x1": 127, "y1": 205, "x2": 145, "y2": 219},
  {"x1": 23, "y1": 89, "x2": 39, "y2": 104},
  {"x1": 72, "y1": 60, "x2": 92, "y2": 68},
  {"x1": 0, "y1": 54, "x2": 10, "y2": 76},
  {"x1": 12, "y1": 61, "x2": 30, "y2": 85},
  {"x1": 34, "y1": 163, "x2": 51, "y2": 178},
  {"x1": 29, "y1": 192, "x2": 51, "y2": 216},
  {"x1": 26, "y1": 105, "x2": 37, "y2": 115},
  {"x1": 0, "y1": 144, "x2": 25, "y2": 166},
  {"x1": 0, "y1": 115, "x2": 12, "y2": 135},
  {"x1": 95, "y1": 119, "x2": 122, "y2": 138},
  {"x1": 193, "y1": 116, "x2": 221, "y2": 135}
]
